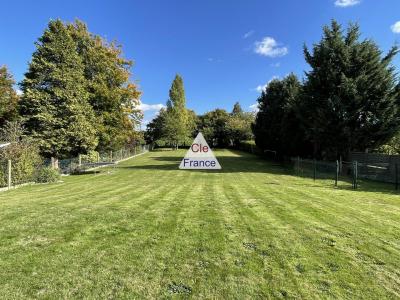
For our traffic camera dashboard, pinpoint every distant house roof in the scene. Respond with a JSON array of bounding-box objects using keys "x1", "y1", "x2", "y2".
[{"x1": 0, "y1": 143, "x2": 10, "y2": 149}]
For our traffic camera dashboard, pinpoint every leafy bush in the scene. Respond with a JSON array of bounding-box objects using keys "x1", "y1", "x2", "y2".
[
  {"x1": 0, "y1": 121, "x2": 42, "y2": 185},
  {"x1": 80, "y1": 150, "x2": 99, "y2": 163},
  {"x1": 35, "y1": 167, "x2": 60, "y2": 183}
]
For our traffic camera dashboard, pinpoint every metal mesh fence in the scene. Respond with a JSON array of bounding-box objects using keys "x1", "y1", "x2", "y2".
[
  {"x1": 0, "y1": 158, "x2": 42, "y2": 189},
  {"x1": 58, "y1": 145, "x2": 150, "y2": 175},
  {"x1": 290, "y1": 157, "x2": 360, "y2": 189},
  {"x1": 290, "y1": 156, "x2": 400, "y2": 190},
  {"x1": 1, "y1": 145, "x2": 149, "y2": 190}
]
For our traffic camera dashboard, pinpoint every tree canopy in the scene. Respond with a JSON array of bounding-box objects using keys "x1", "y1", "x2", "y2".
[
  {"x1": 253, "y1": 20, "x2": 400, "y2": 160},
  {"x1": 19, "y1": 19, "x2": 142, "y2": 159},
  {"x1": 20, "y1": 20, "x2": 98, "y2": 159},
  {"x1": 0, "y1": 66, "x2": 19, "y2": 128}
]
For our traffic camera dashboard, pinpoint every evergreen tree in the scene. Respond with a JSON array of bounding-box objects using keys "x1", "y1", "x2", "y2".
[
  {"x1": 302, "y1": 20, "x2": 400, "y2": 159},
  {"x1": 0, "y1": 66, "x2": 19, "y2": 128},
  {"x1": 252, "y1": 74, "x2": 306, "y2": 157},
  {"x1": 145, "y1": 108, "x2": 167, "y2": 145},
  {"x1": 232, "y1": 102, "x2": 243, "y2": 115},
  {"x1": 19, "y1": 20, "x2": 98, "y2": 161}
]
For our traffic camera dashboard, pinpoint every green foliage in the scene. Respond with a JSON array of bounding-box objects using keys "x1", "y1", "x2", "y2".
[
  {"x1": 146, "y1": 75, "x2": 194, "y2": 148},
  {"x1": 80, "y1": 150, "x2": 99, "y2": 163},
  {"x1": 253, "y1": 21, "x2": 400, "y2": 160},
  {"x1": 35, "y1": 167, "x2": 61, "y2": 183},
  {"x1": 19, "y1": 19, "x2": 98, "y2": 159},
  {"x1": 0, "y1": 66, "x2": 19, "y2": 128},
  {"x1": 302, "y1": 20, "x2": 400, "y2": 159},
  {"x1": 227, "y1": 108, "x2": 254, "y2": 148},
  {"x1": 198, "y1": 109, "x2": 230, "y2": 147},
  {"x1": 231, "y1": 102, "x2": 243, "y2": 115},
  {"x1": 376, "y1": 132, "x2": 400, "y2": 154},
  {"x1": 252, "y1": 74, "x2": 305, "y2": 157},
  {"x1": 144, "y1": 108, "x2": 167, "y2": 146},
  {"x1": 68, "y1": 20, "x2": 143, "y2": 151},
  {"x1": 167, "y1": 74, "x2": 186, "y2": 110},
  {"x1": 0, "y1": 121, "x2": 42, "y2": 185},
  {"x1": 19, "y1": 19, "x2": 143, "y2": 158}
]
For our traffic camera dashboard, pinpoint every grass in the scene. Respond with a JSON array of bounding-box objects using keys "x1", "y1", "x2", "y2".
[{"x1": 0, "y1": 149, "x2": 399, "y2": 299}]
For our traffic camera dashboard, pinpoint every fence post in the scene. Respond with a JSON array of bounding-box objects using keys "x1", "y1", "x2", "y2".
[
  {"x1": 78, "y1": 154, "x2": 82, "y2": 168},
  {"x1": 110, "y1": 151, "x2": 113, "y2": 162},
  {"x1": 313, "y1": 159, "x2": 316, "y2": 181},
  {"x1": 352, "y1": 161, "x2": 358, "y2": 190},
  {"x1": 355, "y1": 161, "x2": 358, "y2": 189},
  {"x1": 335, "y1": 160, "x2": 339, "y2": 187},
  {"x1": 396, "y1": 163, "x2": 398, "y2": 191},
  {"x1": 7, "y1": 159, "x2": 11, "y2": 190}
]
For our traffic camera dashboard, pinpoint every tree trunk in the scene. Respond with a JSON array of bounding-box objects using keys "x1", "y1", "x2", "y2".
[{"x1": 51, "y1": 157, "x2": 59, "y2": 169}]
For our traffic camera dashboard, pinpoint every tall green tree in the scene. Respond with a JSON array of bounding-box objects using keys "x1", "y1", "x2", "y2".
[
  {"x1": 19, "y1": 19, "x2": 98, "y2": 161},
  {"x1": 164, "y1": 74, "x2": 193, "y2": 148},
  {"x1": 302, "y1": 20, "x2": 400, "y2": 159},
  {"x1": 67, "y1": 20, "x2": 142, "y2": 151},
  {"x1": 227, "y1": 102, "x2": 254, "y2": 147},
  {"x1": 252, "y1": 74, "x2": 307, "y2": 157},
  {"x1": 198, "y1": 109, "x2": 230, "y2": 147},
  {"x1": 231, "y1": 102, "x2": 243, "y2": 115},
  {"x1": 0, "y1": 66, "x2": 19, "y2": 128}
]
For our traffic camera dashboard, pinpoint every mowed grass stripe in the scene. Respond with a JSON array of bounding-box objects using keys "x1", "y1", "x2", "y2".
[{"x1": 0, "y1": 149, "x2": 399, "y2": 298}]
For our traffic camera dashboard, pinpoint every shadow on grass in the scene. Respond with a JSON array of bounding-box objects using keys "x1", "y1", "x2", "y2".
[
  {"x1": 118, "y1": 150, "x2": 400, "y2": 195},
  {"x1": 118, "y1": 152, "x2": 288, "y2": 175}
]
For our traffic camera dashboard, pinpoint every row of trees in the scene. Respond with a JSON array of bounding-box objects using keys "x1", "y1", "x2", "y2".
[
  {"x1": 145, "y1": 75, "x2": 254, "y2": 148},
  {"x1": 253, "y1": 21, "x2": 400, "y2": 160},
  {"x1": 0, "y1": 19, "x2": 143, "y2": 163}
]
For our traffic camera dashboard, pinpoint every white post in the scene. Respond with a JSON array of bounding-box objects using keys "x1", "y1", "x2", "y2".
[
  {"x1": 78, "y1": 154, "x2": 82, "y2": 168},
  {"x1": 7, "y1": 160, "x2": 11, "y2": 190}
]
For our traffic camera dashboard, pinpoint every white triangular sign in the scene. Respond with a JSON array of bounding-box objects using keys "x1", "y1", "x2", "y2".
[{"x1": 179, "y1": 132, "x2": 221, "y2": 169}]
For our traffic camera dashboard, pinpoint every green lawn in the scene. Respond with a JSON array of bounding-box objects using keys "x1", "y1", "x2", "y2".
[{"x1": 0, "y1": 149, "x2": 399, "y2": 299}]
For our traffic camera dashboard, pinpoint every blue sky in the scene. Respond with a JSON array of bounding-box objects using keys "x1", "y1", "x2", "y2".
[{"x1": 1, "y1": 0, "x2": 400, "y2": 126}]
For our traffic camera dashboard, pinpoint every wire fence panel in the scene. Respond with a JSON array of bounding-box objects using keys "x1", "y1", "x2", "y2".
[
  {"x1": 290, "y1": 157, "x2": 356, "y2": 189},
  {"x1": 0, "y1": 144, "x2": 150, "y2": 191},
  {"x1": 0, "y1": 160, "x2": 8, "y2": 188},
  {"x1": 350, "y1": 152, "x2": 400, "y2": 184},
  {"x1": 64, "y1": 145, "x2": 150, "y2": 175}
]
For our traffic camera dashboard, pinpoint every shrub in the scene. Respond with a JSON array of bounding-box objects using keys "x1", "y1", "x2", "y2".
[
  {"x1": 35, "y1": 167, "x2": 61, "y2": 183},
  {"x1": 0, "y1": 121, "x2": 43, "y2": 185},
  {"x1": 80, "y1": 150, "x2": 99, "y2": 163}
]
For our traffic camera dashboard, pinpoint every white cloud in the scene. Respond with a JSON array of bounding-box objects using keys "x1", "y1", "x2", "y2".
[
  {"x1": 254, "y1": 37, "x2": 288, "y2": 58},
  {"x1": 15, "y1": 89, "x2": 22, "y2": 96},
  {"x1": 335, "y1": 0, "x2": 360, "y2": 7},
  {"x1": 391, "y1": 21, "x2": 400, "y2": 33},
  {"x1": 249, "y1": 103, "x2": 259, "y2": 112},
  {"x1": 254, "y1": 76, "x2": 280, "y2": 93},
  {"x1": 207, "y1": 57, "x2": 222, "y2": 63},
  {"x1": 138, "y1": 103, "x2": 164, "y2": 112},
  {"x1": 243, "y1": 30, "x2": 255, "y2": 39},
  {"x1": 270, "y1": 62, "x2": 281, "y2": 68}
]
